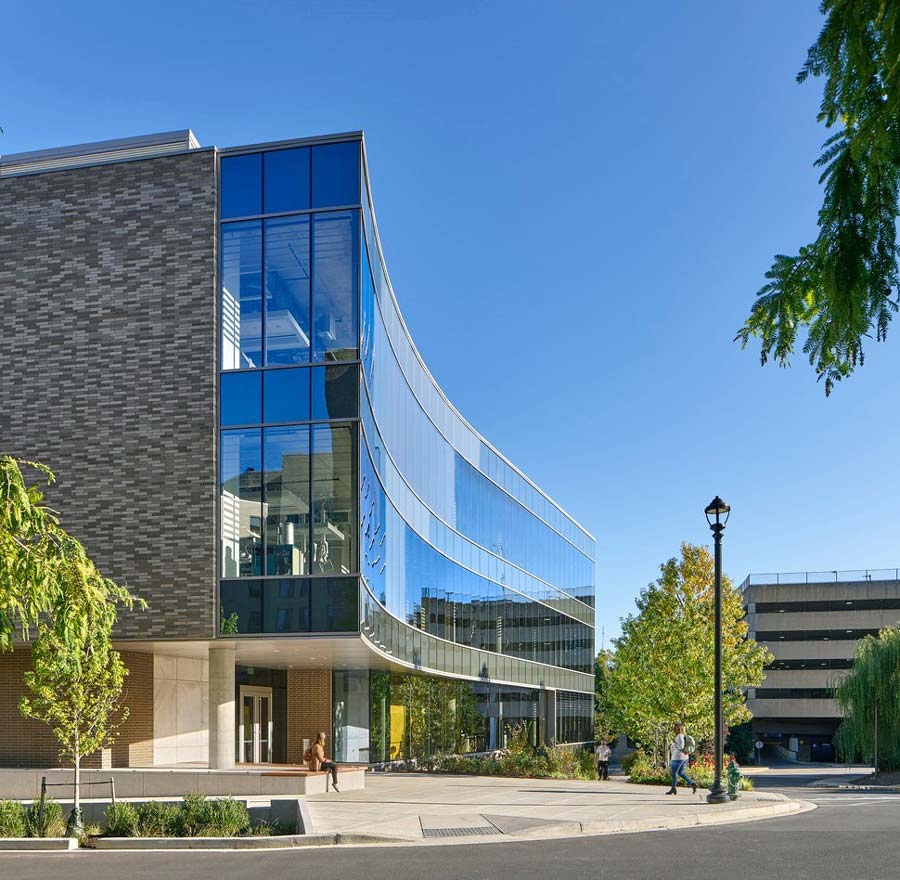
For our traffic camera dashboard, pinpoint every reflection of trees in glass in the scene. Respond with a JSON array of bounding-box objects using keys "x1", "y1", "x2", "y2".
[
  {"x1": 369, "y1": 670, "x2": 390, "y2": 762},
  {"x1": 220, "y1": 611, "x2": 239, "y2": 634},
  {"x1": 368, "y1": 670, "x2": 496, "y2": 761}
]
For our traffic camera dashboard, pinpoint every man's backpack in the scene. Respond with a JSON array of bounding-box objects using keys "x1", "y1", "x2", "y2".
[{"x1": 683, "y1": 734, "x2": 697, "y2": 755}]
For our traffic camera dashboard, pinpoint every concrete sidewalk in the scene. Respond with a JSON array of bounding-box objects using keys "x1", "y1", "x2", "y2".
[{"x1": 305, "y1": 773, "x2": 813, "y2": 845}]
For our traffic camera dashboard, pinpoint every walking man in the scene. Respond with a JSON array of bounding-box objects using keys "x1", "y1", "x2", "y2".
[
  {"x1": 596, "y1": 740, "x2": 612, "y2": 780},
  {"x1": 666, "y1": 722, "x2": 697, "y2": 795}
]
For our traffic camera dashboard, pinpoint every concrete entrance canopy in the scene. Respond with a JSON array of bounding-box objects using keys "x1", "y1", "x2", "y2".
[{"x1": 119, "y1": 637, "x2": 381, "y2": 674}]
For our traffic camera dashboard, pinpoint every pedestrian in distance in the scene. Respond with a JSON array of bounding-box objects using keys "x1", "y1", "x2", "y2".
[
  {"x1": 665, "y1": 722, "x2": 697, "y2": 795},
  {"x1": 595, "y1": 740, "x2": 612, "y2": 780},
  {"x1": 305, "y1": 731, "x2": 340, "y2": 792}
]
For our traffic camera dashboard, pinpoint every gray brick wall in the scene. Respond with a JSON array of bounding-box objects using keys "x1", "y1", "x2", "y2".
[{"x1": 0, "y1": 151, "x2": 218, "y2": 639}]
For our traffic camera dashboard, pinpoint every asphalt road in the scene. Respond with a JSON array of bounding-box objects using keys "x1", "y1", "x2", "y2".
[{"x1": 3, "y1": 768, "x2": 898, "y2": 880}]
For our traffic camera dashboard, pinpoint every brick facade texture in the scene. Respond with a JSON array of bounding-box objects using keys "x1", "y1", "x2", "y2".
[
  {"x1": 0, "y1": 649, "x2": 154, "y2": 768},
  {"x1": 0, "y1": 152, "x2": 219, "y2": 639},
  {"x1": 286, "y1": 669, "x2": 332, "y2": 764}
]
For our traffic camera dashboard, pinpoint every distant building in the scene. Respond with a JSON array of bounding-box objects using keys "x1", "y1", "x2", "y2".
[{"x1": 742, "y1": 569, "x2": 900, "y2": 761}]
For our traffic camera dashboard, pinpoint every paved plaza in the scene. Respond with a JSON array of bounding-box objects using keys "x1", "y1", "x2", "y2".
[{"x1": 303, "y1": 772, "x2": 808, "y2": 842}]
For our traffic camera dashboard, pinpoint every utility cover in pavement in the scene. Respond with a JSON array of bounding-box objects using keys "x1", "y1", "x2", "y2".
[{"x1": 422, "y1": 827, "x2": 502, "y2": 838}]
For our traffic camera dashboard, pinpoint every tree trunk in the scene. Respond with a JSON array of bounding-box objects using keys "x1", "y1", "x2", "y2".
[{"x1": 73, "y1": 751, "x2": 80, "y2": 812}]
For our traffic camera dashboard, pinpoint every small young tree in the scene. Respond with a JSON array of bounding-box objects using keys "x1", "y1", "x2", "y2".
[
  {"x1": 834, "y1": 627, "x2": 900, "y2": 772},
  {"x1": 605, "y1": 543, "x2": 771, "y2": 764},
  {"x1": 19, "y1": 545, "x2": 138, "y2": 834},
  {"x1": 20, "y1": 621, "x2": 128, "y2": 833}
]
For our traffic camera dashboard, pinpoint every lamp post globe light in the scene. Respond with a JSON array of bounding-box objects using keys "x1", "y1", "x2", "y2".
[{"x1": 705, "y1": 495, "x2": 730, "y2": 805}]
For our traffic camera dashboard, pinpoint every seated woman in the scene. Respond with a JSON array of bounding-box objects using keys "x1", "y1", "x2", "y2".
[{"x1": 307, "y1": 731, "x2": 339, "y2": 792}]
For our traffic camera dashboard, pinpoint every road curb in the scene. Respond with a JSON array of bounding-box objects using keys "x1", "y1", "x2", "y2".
[
  {"x1": 0, "y1": 838, "x2": 78, "y2": 851},
  {"x1": 66, "y1": 800, "x2": 818, "y2": 851},
  {"x1": 573, "y1": 799, "x2": 815, "y2": 838},
  {"x1": 92, "y1": 832, "x2": 410, "y2": 850}
]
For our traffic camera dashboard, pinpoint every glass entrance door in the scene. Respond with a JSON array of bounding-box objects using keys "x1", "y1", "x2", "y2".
[{"x1": 239, "y1": 686, "x2": 273, "y2": 763}]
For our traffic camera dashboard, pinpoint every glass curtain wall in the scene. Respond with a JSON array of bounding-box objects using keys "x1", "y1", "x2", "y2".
[
  {"x1": 364, "y1": 670, "x2": 586, "y2": 763},
  {"x1": 219, "y1": 140, "x2": 362, "y2": 636}
]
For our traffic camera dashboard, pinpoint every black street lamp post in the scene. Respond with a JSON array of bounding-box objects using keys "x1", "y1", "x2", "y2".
[{"x1": 705, "y1": 495, "x2": 730, "y2": 805}]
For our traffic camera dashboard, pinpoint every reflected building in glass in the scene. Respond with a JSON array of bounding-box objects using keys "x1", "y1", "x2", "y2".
[{"x1": 0, "y1": 129, "x2": 596, "y2": 769}]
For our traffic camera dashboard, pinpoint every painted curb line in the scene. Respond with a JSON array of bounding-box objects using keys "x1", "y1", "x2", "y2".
[
  {"x1": 806, "y1": 777, "x2": 900, "y2": 790},
  {"x1": 834, "y1": 784, "x2": 900, "y2": 792}
]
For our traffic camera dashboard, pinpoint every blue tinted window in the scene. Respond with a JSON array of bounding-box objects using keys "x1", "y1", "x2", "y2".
[
  {"x1": 221, "y1": 154, "x2": 262, "y2": 218},
  {"x1": 264, "y1": 427, "x2": 311, "y2": 577},
  {"x1": 221, "y1": 222, "x2": 262, "y2": 369},
  {"x1": 264, "y1": 147, "x2": 310, "y2": 214},
  {"x1": 312, "y1": 424, "x2": 357, "y2": 575},
  {"x1": 220, "y1": 429, "x2": 263, "y2": 577},
  {"x1": 264, "y1": 367, "x2": 310, "y2": 423},
  {"x1": 264, "y1": 216, "x2": 311, "y2": 365},
  {"x1": 220, "y1": 371, "x2": 261, "y2": 426},
  {"x1": 312, "y1": 365, "x2": 358, "y2": 420},
  {"x1": 311, "y1": 141, "x2": 360, "y2": 208},
  {"x1": 312, "y1": 211, "x2": 358, "y2": 362}
]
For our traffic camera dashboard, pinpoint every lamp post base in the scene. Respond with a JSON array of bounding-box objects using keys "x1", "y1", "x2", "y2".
[{"x1": 706, "y1": 783, "x2": 729, "y2": 805}]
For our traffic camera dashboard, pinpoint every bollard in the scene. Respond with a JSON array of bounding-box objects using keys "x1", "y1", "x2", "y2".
[{"x1": 38, "y1": 777, "x2": 47, "y2": 835}]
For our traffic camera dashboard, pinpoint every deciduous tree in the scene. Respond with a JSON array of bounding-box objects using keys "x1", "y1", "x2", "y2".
[
  {"x1": 18, "y1": 538, "x2": 141, "y2": 833},
  {"x1": 2, "y1": 455, "x2": 143, "y2": 832},
  {"x1": 834, "y1": 627, "x2": 900, "y2": 771},
  {"x1": 594, "y1": 648, "x2": 617, "y2": 742},
  {"x1": 605, "y1": 543, "x2": 770, "y2": 764}
]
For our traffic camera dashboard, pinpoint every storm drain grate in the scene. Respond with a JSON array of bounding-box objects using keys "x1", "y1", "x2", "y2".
[
  {"x1": 751, "y1": 796, "x2": 784, "y2": 802},
  {"x1": 422, "y1": 827, "x2": 502, "y2": 838}
]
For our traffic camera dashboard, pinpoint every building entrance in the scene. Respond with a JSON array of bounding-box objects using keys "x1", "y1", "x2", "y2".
[{"x1": 239, "y1": 685, "x2": 273, "y2": 763}]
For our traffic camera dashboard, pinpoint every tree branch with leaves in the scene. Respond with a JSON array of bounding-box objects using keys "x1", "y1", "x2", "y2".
[{"x1": 737, "y1": 1, "x2": 900, "y2": 394}]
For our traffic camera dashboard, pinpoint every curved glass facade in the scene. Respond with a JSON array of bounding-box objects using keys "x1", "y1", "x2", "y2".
[
  {"x1": 218, "y1": 133, "x2": 596, "y2": 759},
  {"x1": 358, "y1": 148, "x2": 595, "y2": 684}
]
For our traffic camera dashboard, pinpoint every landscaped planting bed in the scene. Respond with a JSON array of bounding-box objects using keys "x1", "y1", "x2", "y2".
[
  {"x1": 0, "y1": 797, "x2": 66, "y2": 838},
  {"x1": 101, "y1": 794, "x2": 291, "y2": 839}
]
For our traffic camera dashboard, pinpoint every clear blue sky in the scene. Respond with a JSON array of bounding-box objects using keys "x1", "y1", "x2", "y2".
[{"x1": 4, "y1": 1, "x2": 898, "y2": 644}]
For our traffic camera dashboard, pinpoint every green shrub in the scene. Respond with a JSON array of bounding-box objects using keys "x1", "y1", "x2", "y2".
[
  {"x1": 619, "y1": 751, "x2": 641, "y2": 774},
  {"x1": 175, "y1": 793, "x2": 207, "y2": 837},
  {"x1": 544, "y1": 743, "x2": 578, "y2": 778},
  {"x1": 104, "y1": 801, "x2": 138, "y2": 837},
  {"x1": 577, "y1": 748, "x2": 598, "y2": 780},
  {"x1": 135, "y1": 801, "x2": 179, "y2": 837},
  {"x1": 627, "y1": 751, "x2": 754, "y2": 790},
  {"x1": 0, "y1": 800, "x2": 26, "y2": 838},
  {"x1": 623, "y1": 750, "x2": 660, "y2": 783},
  {"x1": 24, "y1": 797, "x2": 64, "y2": 838},
  {"x1": 197, "y1": 797, "x2": 249, "y2": 836}
]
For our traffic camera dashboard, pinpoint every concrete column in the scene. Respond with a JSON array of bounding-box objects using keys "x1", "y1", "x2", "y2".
[
  {"x1": 541, "y1": 690, "x2": 556, "y2": 745},
  {"x1": 208, "y1": 645, "x2": 236, "y2": 769}
]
